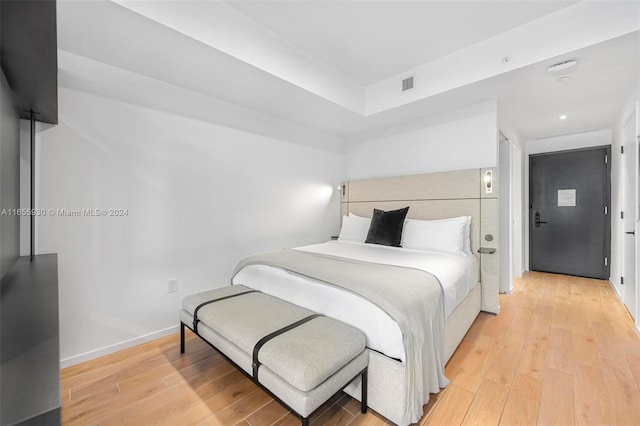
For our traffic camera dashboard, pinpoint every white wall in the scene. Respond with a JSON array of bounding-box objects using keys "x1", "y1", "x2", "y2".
[
  {"x1": 345, "y1": 100, "x2": 498, "y2": 180},
  {"x1": 36, "y1": 87, "x2": 344, "y2": 365},
  {"x1": 524, "y1": 129, "x2": 613, "y2": 271}
]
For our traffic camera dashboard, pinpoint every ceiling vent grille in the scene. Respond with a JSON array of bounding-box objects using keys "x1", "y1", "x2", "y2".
[{"x1": 402, "y1": 76, "x2": 414, "y2": 92}]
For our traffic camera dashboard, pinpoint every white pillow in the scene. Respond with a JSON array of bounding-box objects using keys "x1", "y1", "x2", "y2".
[
  {"x1": 402, "y1": 216, "x2": 469, "y2": 254},
  {"x1": 337, "y1": 214, "x2": 371, "y2": 242},
  {"x1": 427, "y1": 216, "x2": 471, "y2": 253}
]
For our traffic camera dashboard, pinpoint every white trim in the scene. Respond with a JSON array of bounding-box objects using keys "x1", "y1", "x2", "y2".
[
  {"x1": 636, "y1": 101, "x2": 640, "y2": 339},
  {"x1": 511, "y1": 142, "x2": 524, "y2": 279},
  {"x1": 60, "y1": 325, "x2": 179, "y2": 368},
  {"x1": 499, "y1": 134, "x2": 512, "y2": 293},
  {"x1": 608, "y1": 279, "x2": 640, "y2": 337},
  {"x1": 623, "y1": 109, "x2": 635, "y2": 129},
  {"x1": 609, "y1": 278, "x2": 624, "y2": 301}
]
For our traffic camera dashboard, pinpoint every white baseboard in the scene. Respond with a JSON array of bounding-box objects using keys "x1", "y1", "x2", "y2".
[
  {"x1": 608, "y1": 278, "x2": 624, "y2": 301},
  {"x1": 60, "y1": 325, "x2": 179, "y2": 369},
  {"x1": 608, "y1": 279, "x2": 640, "y2": 336}
]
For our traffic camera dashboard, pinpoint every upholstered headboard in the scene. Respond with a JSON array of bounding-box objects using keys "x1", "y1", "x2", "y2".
[{"x1": 340, "y1": 168, "x2": 499, "y2": 313}]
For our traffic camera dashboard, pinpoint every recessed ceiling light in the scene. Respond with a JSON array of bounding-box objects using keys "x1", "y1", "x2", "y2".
[{"x1": 558, "y1": 115, "x2": 568, "y2": 120}]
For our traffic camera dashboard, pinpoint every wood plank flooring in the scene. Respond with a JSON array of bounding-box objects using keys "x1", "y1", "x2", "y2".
[{"x1": 61, "y1": 272, "x2": 640, "y2": 425}]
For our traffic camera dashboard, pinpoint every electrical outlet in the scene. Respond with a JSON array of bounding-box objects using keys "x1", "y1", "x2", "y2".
[{"x1": 168, "y1": 279, "x2": 178, "y2": 293}]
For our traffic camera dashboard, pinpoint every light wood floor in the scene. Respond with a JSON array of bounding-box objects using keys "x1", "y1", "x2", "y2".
[{"x1": 61, "y1": 272, "x2": 640, "y2": 425}]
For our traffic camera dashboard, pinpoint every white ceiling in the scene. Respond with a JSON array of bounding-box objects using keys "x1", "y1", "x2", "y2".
[
  {"x1": 226, "y1": 1, "x2": 577, "y2": 85},
  {"x1": 56, "y1": 0, "x2": 640, "y2": 143},
  {"x1": 496, "y1": 32, "x2": 639, "y2": 140}
]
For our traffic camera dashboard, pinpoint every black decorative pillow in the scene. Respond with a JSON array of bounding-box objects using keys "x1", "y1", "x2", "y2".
[{"x1": 365, "y1": 207, "x2": 409, "y2": 247}]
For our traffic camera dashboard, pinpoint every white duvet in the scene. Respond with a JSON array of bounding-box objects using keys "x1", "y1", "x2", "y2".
[{"x1": 232, "y1": 241, "x2": 479, "y2": 361}]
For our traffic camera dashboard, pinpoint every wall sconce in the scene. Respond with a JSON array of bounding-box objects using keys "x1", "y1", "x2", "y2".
[
  {"x1": 337, "y1": 184, "x2": 346, "y2": 196},
  {"x1": 484, "y1": 171, "x2": 493, "y2": 194}
]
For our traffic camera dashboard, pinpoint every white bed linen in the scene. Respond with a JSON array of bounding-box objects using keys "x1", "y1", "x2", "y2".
[{"x1": 232, "y1": 241, "x2": 478, "y2": 361}]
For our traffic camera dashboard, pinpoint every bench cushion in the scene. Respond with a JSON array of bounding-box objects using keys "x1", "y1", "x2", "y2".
[
  {"x1": 194, "y1": 292, "x2": 314, "y2": 354},
  {"x1": 259, "y1": 316, "x2": 366, "y2": 391},
  {"x1": 192, "y1": 319, "x2": 369, "y2": 417},
  {"x1": 181, "y1": 286, "x2": 366, "y2": 392},
  {"x1": 259, "y1": 351, "x2": 368, "y2": 416}
]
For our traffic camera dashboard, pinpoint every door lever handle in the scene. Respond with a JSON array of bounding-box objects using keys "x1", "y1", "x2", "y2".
[
  {"x1": 534, "y1": 212, "x2": 547, "y2": 228},
  {"x1": 626, "y1": 231, "x2": 635, "y2": 235}
]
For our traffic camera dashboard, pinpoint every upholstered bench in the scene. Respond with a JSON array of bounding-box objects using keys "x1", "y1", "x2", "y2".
[{"x1": 180, "y1": 285, "x2": 368, "y2": 425}]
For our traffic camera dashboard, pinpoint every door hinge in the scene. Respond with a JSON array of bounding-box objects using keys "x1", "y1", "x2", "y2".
[
  {"x1": 621, "y1": 211, "x2": 625, "y2": 219},
  {"x1": 605, "y1": 154, "x2": 608, "y2": 163},
  {"x1": 605, "y1": 206, "x2": 608, "y2": 215},
  {"x1": 621, "y1": 146, "x2": 625, "y2": 154},
  {"x1": 604, "y1": 257, "x2": 608, "y2": 266},
  {"x1": 621, "y1": 276, "x2": 624, "y2": 285}
]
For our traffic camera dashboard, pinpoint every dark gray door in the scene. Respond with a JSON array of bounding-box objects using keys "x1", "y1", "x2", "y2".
[{"x1": 529, "y1": 146, "x2": 611, "y2": 279}]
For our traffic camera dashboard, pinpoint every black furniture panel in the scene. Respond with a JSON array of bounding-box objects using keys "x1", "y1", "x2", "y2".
[
  {"x1": 1, "y1": 254, "x2": 60, "y2": 425},
  {"x1": 0, "y1": 0, "x2": 58, "y2": 124}
]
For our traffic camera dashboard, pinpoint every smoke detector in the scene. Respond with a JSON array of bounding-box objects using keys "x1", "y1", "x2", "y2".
[{"x1": 547, "y1": 59, "x2": 577, "y2": 77}]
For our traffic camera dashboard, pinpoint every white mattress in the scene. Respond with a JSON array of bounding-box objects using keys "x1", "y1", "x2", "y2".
[{"x1": 232, "y1": 241, "x2": 479, "y2": 361}]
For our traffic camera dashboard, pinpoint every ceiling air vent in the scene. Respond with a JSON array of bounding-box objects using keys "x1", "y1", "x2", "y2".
[
  {"x1": 402, "y1": 76, "x2": 414, "y2": 92},
  {"x1": 547, "y1": 59, "x2": 577, "y2": 76}
]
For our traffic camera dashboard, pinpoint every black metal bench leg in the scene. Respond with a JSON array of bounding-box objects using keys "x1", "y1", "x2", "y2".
[
  {"x1": 301, "y1": 417, "x2": 309, "y2": 426},
  {"x1": 180, "y1": 322, "x2": 186, "y2": 354},
  {"x1": 361, "y1": 368, "x2": 368, "y2": 414}
]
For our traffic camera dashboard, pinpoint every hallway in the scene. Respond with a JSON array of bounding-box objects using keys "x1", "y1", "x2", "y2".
[{"x1": 423, "y1": 272, "x2": 640, "y2": 425}]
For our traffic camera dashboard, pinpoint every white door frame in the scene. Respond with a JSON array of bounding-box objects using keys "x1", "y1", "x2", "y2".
[
  {"x1": 498, "y1": 131, "x2": 524, "y2": 291},
  {"x1": 511, "y1": 143, "x2": 523, "y2": 277},
  {"x1": 622, "y1": 105, "x2": 638, "y2": 327},
  {"x1": 499, "y1": 132, "x2": 513, "y2": 293},
  {"x1": 635, "y1": 103, "x2": 640, "y2": 332}
]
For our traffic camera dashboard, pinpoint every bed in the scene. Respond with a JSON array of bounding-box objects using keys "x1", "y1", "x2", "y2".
[{"x1": 231, "y1": 168, "x2": 499, "y2": 425}]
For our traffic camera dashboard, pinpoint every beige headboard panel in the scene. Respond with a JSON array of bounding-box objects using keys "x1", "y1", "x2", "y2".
[{"x1": 340, "y1": 168, "x2": 499, "y2": 313}]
